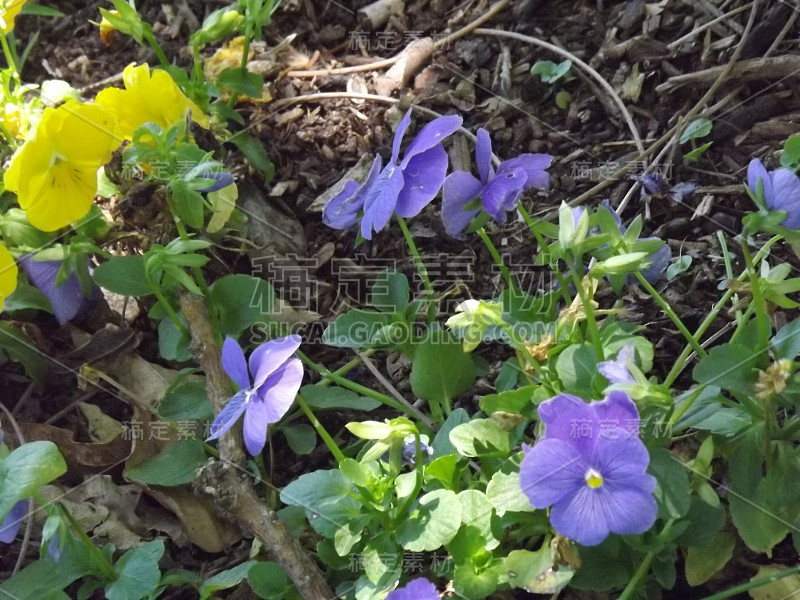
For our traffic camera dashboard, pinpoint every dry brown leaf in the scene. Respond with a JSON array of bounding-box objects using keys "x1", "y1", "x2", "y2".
[
  {"x1": 18, "y1": 422, "x2": 130, "y2": 473},
  {"x1": 375, "y1": 37, "x2": 433, "y2": 97}
]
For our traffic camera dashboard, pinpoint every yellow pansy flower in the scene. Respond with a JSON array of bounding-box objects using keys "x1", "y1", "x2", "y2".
[
  {"x1": 0, "y1": 243, "x2": 18, "y2": 311},
  {"x1": 95, "y1": 63, "x2": 209, "y2": 139},
  {"x1": 1, "y1": 0, "x2": 27, "y2": 34},
  {"x1": 1, "y1": 102, "x2": 27, "y2": 140},
  {"x1": 4, "y1": 100, "x2": 121, "y2": 232}
]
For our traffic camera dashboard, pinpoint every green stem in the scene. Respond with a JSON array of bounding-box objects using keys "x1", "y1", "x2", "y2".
[
  {"x1": 476, "y1": 227, "x2": 516, "y2": 293},
  {"x1": 396, "y1": 215, "x2": 436, "y2": 323},
  {"x1": 395, "y1": 434, "x2": 425, "y2": 520},
  {"x1": 226, "y1": 30, "x2": 252, "y2": 109},
  {"x1": 296, "y1": 393, "x2": 346, "y2": 463},
  {"x1": 144, "y1": 31, "x2": 170, "y2": 68},
  {"x1": 662, "y1": 235, "x2": 781, "y2": 388},
  {"x1": 0, "y1": 31, "x2": 18, "y2": 75},
  {"x1": 635, "y1": 271, "x2": 707, "y2": 358},
  {"x1": 618, "y1": 519, "x2": 675, "y2": 600},
  {"x1": 519, "y1": 205, "x2": 573, "y2": 306},
  {"x1": 567, "y1": 257, "x2": 604, "y2": 361},
  {"x1": 701, "y1": 565, "x2": 800, "y2": 600},
  {"x1": 740, "y1": 240, "x2": 770, "y2": 354},
  {"x1": 165, "y1": 191, "x2": 210, "y2": 297},
  {"x1": 297, "y1": 351, "x2": 415, "y2": 416},
  {"x1": 146, "y1": 270, "x2": 189, "y2": 338}
]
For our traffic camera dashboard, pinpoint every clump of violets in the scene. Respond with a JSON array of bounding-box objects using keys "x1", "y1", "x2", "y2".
[
  {"x1": 519, "y1": 392, "x2": 657, "y2": 546},
  {"x1": 323, "y1": 109, "x2": 462, "y2": 240},
  {"x1": 207, "y1": 335, "x2": 303, "y2": 455},
  {"x1": 747, "y1": 158, "x2": 800, "y2": 229},
  {"x1": 442, "y1": 128, "x2": 552, "y2": 238},
  {"x1": 386, "y1": 577, "x2": 439, "y2": 600}
]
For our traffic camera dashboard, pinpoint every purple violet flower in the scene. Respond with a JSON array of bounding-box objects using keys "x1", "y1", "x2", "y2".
[
  {"x1": 193, "y1": 170, "x2": 234, "y2": 193},
  {"x1": 442, "y1": 128, "x2": 553, "y2": 238},
  {"x1": 747, "y1": 158, "x2": 800, "y2": 229},
  {"x1": 0, "y1": 500, "x2": 27, "y2": 543},
  {"x1": 597, "y1": 343, "x2": 636, "y2": 385},
  {"x1": 599, "y1": 201, "x2": 671, "y2": 284},
  {"x1": 207, "y1": 335, "x2": 303, "y2": 455},
  {"x1": 20, "y1": 256, "x2": 100, "y2": 324},
  {"x1": 323, "y1": 110, "x2": 463, "y2": 240},
  {"x1": 519, "y1": 392, "x2": 658, "y2": 546},
  {"x1": 386, "y1": 577, "x2": 439, "y2": 600}
]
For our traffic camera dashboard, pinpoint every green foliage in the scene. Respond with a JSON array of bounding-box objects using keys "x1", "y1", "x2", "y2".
[
  {"x1": 124, "y1": 440, "x2": 207, "y2": 486},
  {"x1": 531, "y1": 59, "x2": 572, "y2": 83}
]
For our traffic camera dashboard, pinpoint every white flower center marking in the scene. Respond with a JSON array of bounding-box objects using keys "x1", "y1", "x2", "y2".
[{"x1": 585, "y1": 467, "x2": 604, "y2": 489}]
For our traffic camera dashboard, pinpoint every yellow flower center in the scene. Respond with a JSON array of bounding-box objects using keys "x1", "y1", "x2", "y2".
[
  {"x1": 49, "y1": 150, "x2": 67, "y2": 169},
  {"x1": 585, "y1": 468, "x2": 604, "y2": 489}
]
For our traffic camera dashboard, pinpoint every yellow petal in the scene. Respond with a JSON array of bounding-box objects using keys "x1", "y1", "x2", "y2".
[
  {"x1": 0, "y1": 243, "x2": 18, "y2": 311},
  {"x1": 23, "y1": 162, "x2": 98, "y2": 231},
  {"x1": 53, "y1": 101, "x2": 121, "y2": 163},
  {"x1": 1, "y1": 0, "x2": 27, "y2": 34}
]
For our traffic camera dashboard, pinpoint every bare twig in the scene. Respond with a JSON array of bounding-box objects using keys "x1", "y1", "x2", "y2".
[
  {"x1": 656, "y1": 55, "x2": 800, "y2": 94},
  {"x1": 179, "y1": 294, "x2": 334, "y2": 600}
]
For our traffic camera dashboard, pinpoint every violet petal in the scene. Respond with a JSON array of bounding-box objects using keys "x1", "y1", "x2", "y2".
[
  {"x1": 360, "y1": 163, "x2": 405, "y2": 240},
  {"x1": 206, "y1": 390, "x2": 249, "y2": 441},
  {"x1": 0, "y1": 501, "x2": 26, "y2": 543},
  {"x1": 441, "y1": 171, "x2": 483, "y2": 238},
  {"x1": 481, "y1": 166, "x2": 528, "y2": 223},
  {"x1": 498, "y1": 153, "x2": 553, "y2": 190},
  {"x1": 323, "y1": 156, "x2": 383, "y2": 230},
  {"x1": 519, "y1": 438, "x2": 585, "y2": 508},
  {"x1": 249, "y1": 334, "x2": 302, "y2": 390},
  {"x1": 475, "y1": 128, "x2": 494, "y2": 184},
  {"x1": 399, "y1": 114, "x2": 462, "y2": 169},
  {"x1": 221, "y1": 337, "x2": 251, "y2": 390},
  {"x1": 386, "y1": 577, "x2": 439, "y2": 600},
  {"x1": 21, "y1": 258, "x2": 92, "y2": 325},
  {"x1": 394, "y1": 145, "x2": 448, "y2": 219},
  {"x1": 259, "y1": 357, "x2": 303, "y2": 423},
  {"x1": 747, "y1": 158, "x2": 774, "y2": 204},
  {"x1": 242, "y1": 397, "x2": 270, "y2": 455},
  {"x1": 768, "y1": 168, "x2": 800, "y2": 229}
]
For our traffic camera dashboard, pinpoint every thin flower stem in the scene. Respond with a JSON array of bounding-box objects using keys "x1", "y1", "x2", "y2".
[
  {"x1": 145, "y1": 270, "x2": 189, "y2": 338},
  {"x1": 518, "y1": 205, "x2": 573, "y2": 306},
  {"x1": 700, "y1": 565, "x2": 800, "y2": 600},
  {"x1": 0, "y1": 32, "x2": 18, "y2": 76},
  {"x1": 296, "y1": 393, "x2": 346, "y2": 464},
  {"x1": 619, "y1": 519, "x2": 675, "y2": 600},
  {"x1": 144, "y1": 31, "x2": 170, "y2": 68},
  {"x1": 476, "y1": 227, "x2": 516, "y2": 293},
  {"x1": 634, "y1": 272, "x2": 707, "y2": 359},
  {"x1": 297, "y1": 351, "x2": 430, "y2": 422},
  {"x1": 396, "y1": 216, "x2": 436, "y2": 323},
  {"x1": 740, "y1": 240, "x2": 770, "y2": 353},
  {"x1": 663, "y1": 235, "x2": 781, "y2": 388},
  {"x1": 165, "y1": 190, "x2": 211, "y2": 298},
  {"x1": 567, "y1": 260, "x2": 604, "y2": 361}
]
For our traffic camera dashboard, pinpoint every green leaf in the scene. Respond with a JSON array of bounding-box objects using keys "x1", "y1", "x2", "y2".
[
  {"x1": 649, "y1": 448, "x2": 691, "y2": 519},
  {"x1": 247, "y1": 562, "x2": 290, "y2": 599},
  {"x1": 505, "y1": 548, "x2": 573, "y2": 594},
  {"x1": 300, "y1": 384, "x2": 381, "y2": 411},
  {"x1": 685, "y1": 531, "x2": 735, "y2": 586},
  {"x1": 531, "y1": 59, "x2": 572, "y2": 83},
  {"x1": 206, "y1": 182, "x2": 238, "y2": 233},
  {"x1": 340, "y1": 458, "x2": 373, "y2": 488},
  {"x1": 680, "y1": 118, "x2": 713, "y2": 144},
  {"x1": 105, "y1": 540, "x2": 164, "y2": 600},
  {"x1": 431, "y1": 408, "x2": 470, "y2": 457},
  {"x1": 458, "y1": 490, "x2": 498, "y2": 549},
  {"x1": 158, "y1": 316, "x2": 191, "y2": 362},
  {"x1": 449, "y1": 419, "x2": 510, "y2": 458},
  {"x1": 159, "y1": 380, "x2": 213, "y2": 421},
  {"x1": 453, "y1": 560, "x2": 500, "y2": 600},
  {"x1": 555, "y1": 343, "x2": 597, "y2": 398},
  {"x1": 424, "y1": 454, "x2": 461, "y2": 490},
  {"x1": 93, "y1": 255, "x2": 152, "y2": 297},
  {"x1": 125, "y1": 440, "x2": 207, "y2": 486},
  {"x1": 683, "y1": 141, "x2": 713, "y2": 163},
  {"x1": 0, "y1": 322, "x2": 47, "y2": 383},
  {"x1": 0, "y1": 441, "x2": 67, "y2": 519},
  {"x1": 2, "y1": 279, "x2": 53, "y2": 314},
  {"x1": 280, "y1": 470, "x2": 362, "y2": 538},
  {"x1": 282, "y1": 424, "x2": 316, "y2": 455},
  {"x1": 693, "y1": 343, "x2": 758, "y2": 397},
  {"x1": 673, "y1": 497, "x2": 726, "y2": 547},
  {"x1": 370, "y1": 269, "x2": 409, "y2": 313},
  {"x1": 229, "y1": 131, "x2": 275, "y2": 184},
  {"x1": 479, "y1": 386, "x2": 536, "y2": 418},
  {"x1": 170, "y1": 181, "x2": 205, "y2": 229},
  {"x1": 217, "y1": 67, "x2": 264, "y2": 98},
  {"x1": 410, "y1": 330, "x2": 476, "y2": 409},
  {"x1": 199, "y1": 561, "x2": 256, "y2": 600},
  {"x1": 772, "y1": 318, "x2": 800, "y2": 359},
  {"x1": 20, "y1": 4, "x2": 65, "y2": 17},
  {"x1": 396, "y1": 489, "x2": 462, "y2": 551},
  {"x1": 209, "y1": 274, "x2": 276, "y2": 337},
  {"x1": 486, "y1": 469, "x2": 536, "y2": 515},
  {"x1": 322, "y1": 309, "x2": 390, "y2": 348},
  {"x1": 666, "y1": 255, "x2": 692, "y2": 281}
]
